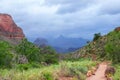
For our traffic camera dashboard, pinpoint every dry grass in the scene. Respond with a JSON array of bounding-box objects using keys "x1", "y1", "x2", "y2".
[{"x1": 0, "y1": 59, "x2": 96, "y2": 80}]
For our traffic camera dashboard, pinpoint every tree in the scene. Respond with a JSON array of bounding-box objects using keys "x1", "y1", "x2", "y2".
[
  {"x1": 0, "y1": 41, "x2": 13, "y2": 68},
  {"x1": 16, "y1": 39, "x2": 59, "y2": 64},
  {"x1": 93, "y1": 33, "x2": 101, "y2": 41},
  {"x1": 16, "y1": 38, "x2": 41, "y2": 63},
  {"x1": 40, "y1": 46, "x2": 59, "y2": 64}
]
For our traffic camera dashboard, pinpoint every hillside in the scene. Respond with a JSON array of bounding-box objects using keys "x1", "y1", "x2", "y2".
[{"x1": 69, "y1": 27, "x2": 120, "y2": 62}]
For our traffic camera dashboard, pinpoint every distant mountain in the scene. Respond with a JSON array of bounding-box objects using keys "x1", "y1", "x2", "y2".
[
  {"x1": 34, "y1": 35, "x2": 88, "y2": 53},
  {"x1": 34, "y1": 38, "x2": 48, "y2": 47},
  {"x1": 49, "y1": 35, "x2": 88, "y2": 48},
  {"x1": 53, "y1": 47, "x2": 80, "y2": 53}
]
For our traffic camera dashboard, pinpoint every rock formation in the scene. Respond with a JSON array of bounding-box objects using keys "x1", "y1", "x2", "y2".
[
  {"x1": 115, "y1": 27, "x2": 120, "y2": 31},
  {"x1": 0, "y1": 13, "x2": 25, "y2": 39}
]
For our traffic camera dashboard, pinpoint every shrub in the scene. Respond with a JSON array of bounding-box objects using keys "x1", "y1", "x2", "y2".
[
  {"x1": 43, "y1": 53, "x2": 58, "y2": 64},
  {"x1": 16, "y1": 62, "x2": 42, "y2": 71},
  {"x1": 105, "y1": 31, "x2": 120, "y2": 63},
  {"x1": 113, "y1": 64, "x2": 120, "y2": 80},
  {"x1": 16, "y1": 63, "x2": 32, "y2": 70},
  {"x1": 41, "y1": 71, "x2": 54, "y2": 80},
  {"x1": 40, "y1": 46, "x2": 59, "y2": 64},
  {"x1": 16, "y1": 39, "x2": 59, "y2": 65},
  {"x1": 16, "y1": 38, "x2": 41, "y2": 63},
  {"x1": 0, "y1": 41, "x2": 13, "y2": 68},
  {"x1": 93, "y1": 33, "x2": 101, "y2": 41},
  {"x1": 58, "y1": 61, "x2": 87, "y2": 79}
]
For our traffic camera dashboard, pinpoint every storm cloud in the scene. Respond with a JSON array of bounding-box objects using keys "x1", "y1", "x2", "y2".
[{"x1": 0, "y1": 0, "x2": 120, "y2": 41}]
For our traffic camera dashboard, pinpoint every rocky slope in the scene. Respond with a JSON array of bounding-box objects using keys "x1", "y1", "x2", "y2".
[
  {"x1": 0, "y1": 13, "x2": 25, "y2": 44},
  {"x1": 68, "y1": 27, "x2": 120, "y2": 60}
]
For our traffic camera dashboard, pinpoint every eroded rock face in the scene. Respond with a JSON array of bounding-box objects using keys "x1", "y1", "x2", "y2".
[
  {"x1": 115, "y1": 27, "x2": 120, "y2": 31},
  {"x1": 0, "y1": 13, "x2": 25, "y2": 39}
]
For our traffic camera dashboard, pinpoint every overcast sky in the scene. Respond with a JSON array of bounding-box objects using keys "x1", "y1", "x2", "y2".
[{"x1": 0, "y1": 0, "x2": 120, "y2": 41}]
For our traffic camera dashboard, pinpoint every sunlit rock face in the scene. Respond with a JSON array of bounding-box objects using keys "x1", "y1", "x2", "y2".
[
  {"x1": 0, "y1": 13, "x2": 25, "y2": 39},
  {"x1": 115, "y1": 27, "x2": 120, "y2": 31}
]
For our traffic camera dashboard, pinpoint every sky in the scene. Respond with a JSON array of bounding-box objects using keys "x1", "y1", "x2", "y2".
[{"x1": 0, "y1": 0, "x2": 120, "y2": 41}]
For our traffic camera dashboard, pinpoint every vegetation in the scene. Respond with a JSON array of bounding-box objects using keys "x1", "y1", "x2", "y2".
[
  {"x1": 0, "y1": 38, "x2": 97, "y2": 80},
  {"x1": 105, "y1": 31, "x2": 120, "y2": 63},
  {"x1": 0, "y1": 38, "x2": 58, "y2": 70},
  {"x1": 0, "y1": 28, "x2": 120, "y2": 80},
  {"x1": 113, "y1": 64, "x2": 120, "y2": 80},
  {"x1": 40, "y1": 46, "x2": 59, "y2": 64},
  {"x1": 0, "y1": 41, "x2": 13, "y2": 68},
  {"x1": 93, "y1": 33, "x2": 101, "y2": 41},
  {"x1": 0, "y1": 59, "x2": 96, "y2": 80},
  {"x1": 16, "y1": 38, "x2": 41, "y2": 63},
  {"x1": 58, "y1": 60, "x2": 97, "y2": 80}
]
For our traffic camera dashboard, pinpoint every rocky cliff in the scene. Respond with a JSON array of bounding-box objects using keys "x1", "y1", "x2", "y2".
[
  {"x1": 115, "y1": 27, "x2": 120, "y2": 31},
  {"x1": 0, "y1": 13, "x2": 25, "y2": 39}
]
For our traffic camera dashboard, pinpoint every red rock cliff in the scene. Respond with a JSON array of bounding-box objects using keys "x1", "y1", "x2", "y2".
[
  {"x1": 115, "y1": 27, "x2": 120, "y2": 31},
  {"x1": 0, "y1": 13, "x2": 25, "y2": 39}
]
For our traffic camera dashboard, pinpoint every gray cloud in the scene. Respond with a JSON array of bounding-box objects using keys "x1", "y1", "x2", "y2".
[
  {"x1": 96, "y1": 0, "x2": 120, "y2": 15},
  {"x1": 45, "y1": 0, "x2": 96, "y2": 6},
  {"x1": 0, "y1": 0, "x2": 120, "y2": 41},
  {"x1": 45, "y1": 0, "x2": 97, "y2": 14}
]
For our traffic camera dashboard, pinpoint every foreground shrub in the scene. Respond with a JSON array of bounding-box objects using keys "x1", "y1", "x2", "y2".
[
  {"x1": 16, "y1": 63, "x2": 42, "y2": 71},
  {"x1": 0, "y1": 59, "x2": 96, "y2": 80},
  {"x1": 42, "y1": 72, "x2": 54, "y2": 80},
  {"x1": 113, "y1": 64, "x2": 120, "y2": 80},
  {"x1": 58, "y1": 61, "x2": 91, "y2": 80},
  {"x1": 0, "y1": 41, "x2": 13, "y2": 68}
]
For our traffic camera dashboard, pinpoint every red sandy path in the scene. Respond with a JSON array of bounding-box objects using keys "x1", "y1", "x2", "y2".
[
  {"x1": 59, "y1": 77, "x2": 73, "y2": 80},
  {"x1": 86, "y1": 63, "x2": 108, "y2": 80}
]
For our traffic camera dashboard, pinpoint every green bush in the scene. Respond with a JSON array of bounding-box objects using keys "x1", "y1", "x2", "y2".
[
  {"x1": 93, "y1": 33, "x2": 101, "y2": 41},
  {"x1": 59, "y1": 61, "x2": 89, "y2": 79},
  {"x1": 0, "y1": 59, "x2": 96, "y2": 80},
  {"x1": 16, "y1": 38, "x2": 41, "y2": 63},
  {"x1": 16, "y1": 39, "x2": 59, "y2": 65},
  {"x1": 16, "y1": 63, "x2": 32, "y2": 70},
  {"x1": 40, "y1": 46, "x2": 59, "y2": 64},
  {"x1": 105, "y1": 31, "x2": 120, "y2": 63},
  {"x1": 43, "y1": 53, "x2": 58, "y2": 64},
  {"x1": 41, "y1": 71, "x2": 54, "y2": 80},
  {"x1": 0, "y1": 41, "x2": 13, "y2": 68},
  {"x1": 113, "y1": 64, "x2": 120, "y2": 80},
  {"x1": 16, "y1": 62, "x2": 42, "y2": 71}
]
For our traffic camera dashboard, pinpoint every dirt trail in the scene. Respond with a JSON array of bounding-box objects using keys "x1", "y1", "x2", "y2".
[
  {"x1": 86, "y1": 63, "x2": 108, "y2": 80},
  {"x1": 59, "y1": 77, "x2": 73, "y2": 80}
]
